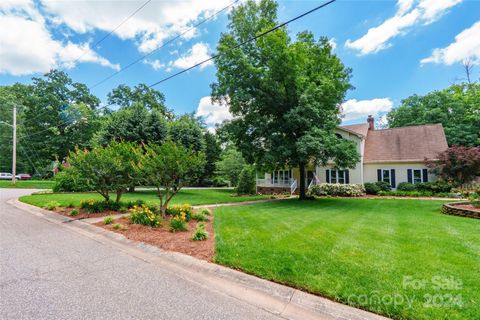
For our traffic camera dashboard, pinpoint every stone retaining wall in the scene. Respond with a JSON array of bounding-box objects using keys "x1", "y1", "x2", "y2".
[{"x1": 441, "y1": 202, "x2": 480, "y2": 219}]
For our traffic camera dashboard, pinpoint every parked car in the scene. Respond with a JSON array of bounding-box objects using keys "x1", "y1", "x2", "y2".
[
  {"x1": 16, "y1": 173, "x2": 32, "y2": 180},
  {"x1": 0, "y1": 172, "x2": 13, "y2": 180}
]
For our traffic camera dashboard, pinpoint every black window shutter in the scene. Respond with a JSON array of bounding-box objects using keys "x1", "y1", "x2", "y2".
[
  {"x1": 422, "y1": 169, "x2": 428, "y2": 182},
  {"x1": 407, "y1": 169, "x2": 413, "y2": 183},
  {"x1": 345, "y1": 170, "x2": 350, "y2": 184},
  {"x1": 390, "y1": 169, "x2": 396, "y2": 188},
  {"x1": 377, "y1": 169, "x2": 382, "y2": 182},
  {"x1": 326, "y1": 170, "x2": 330, "y2": 183}
]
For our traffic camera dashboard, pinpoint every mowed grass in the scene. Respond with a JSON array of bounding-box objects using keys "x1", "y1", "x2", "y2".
[
  {"x1": 19, "y1": 188, "x2": 268, "y2": 207},
  {"x1": 214, "y1": 198, "x2": 480, "y2": 320},
  {"x1": 0, "y1": 180, "x2": 54, "y2": 189}
]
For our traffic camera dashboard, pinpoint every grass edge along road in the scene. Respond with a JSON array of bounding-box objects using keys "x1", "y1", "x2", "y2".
[{"x1": 214, "y1": 198, "x2": 479, "y2": 320}]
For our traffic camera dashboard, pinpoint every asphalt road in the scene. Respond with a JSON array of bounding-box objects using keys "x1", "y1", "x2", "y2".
[{"x1": 0, "y1": 189, "x2": 282, "y2": 320}]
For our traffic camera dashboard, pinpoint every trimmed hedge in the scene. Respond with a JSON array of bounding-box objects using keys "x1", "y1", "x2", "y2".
[{"x1": 308, "y1": 183, "x2": 365, "y2": 197}]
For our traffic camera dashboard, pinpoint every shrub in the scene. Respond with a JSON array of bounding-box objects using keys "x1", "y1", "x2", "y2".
[
  {"x1": 236, "y1": 165, "x2": 256, "y2": 195},
  {"x1": 170, "y1": 213, "x2": 188, "y2": 232},
  {"x1": 45, "y1": 201, "x2": 61, "y2": 210},
  {"x1": 364, "y1": 182, "x2": 391, "y2": 195},
  {"x1": 67, "y1": 203, "x2": 75, "y2": 208},
  {"x1": 119, "y1": 206, "x2": 128, "y2": 213},
  {"x1": 397, "y1": 182, "x2": 416, "y2": 191},
  {"x1": 103, "y1": 216, "x2": 114, "y2": 225},
  {"x1": 129, "y1": 205, "x2": 162, "y2": 227},
  {"x1": 80, "y1": 200, "x2": 106, "y2": 213},
  {"x1": 165, "y1": 204, "x2": 192, "y2": 221},
  {"x1": 192, "y1": 223, "x2": 208, "y2": 241},
  {"x1": 52, "y1": 169, "x2": 91, "y2": 192},
  {"x1": 126, "y1": 199, "x2": 145, "y2": 209},
  {"x1": 199, "y1": 208, "x2": 211, "y2": 216},
  {"x1": 377, "y1": 190, "x2": 460, "y2": 198},
  {"x1": 112, "y1": 223, "x2": 127, "y2": 231},
  {"x1": 469, "y1": 193, "x2": 480, "y2": 208},
  {"x1": 192, "y1": 212, "x2": 209, "y2": 222},
  {"x1": 308, "y1": 183, "x2": 365, "y2": 197},
  {"x1": 69, "y1": 209, "x2": 79, "y2": 216}
]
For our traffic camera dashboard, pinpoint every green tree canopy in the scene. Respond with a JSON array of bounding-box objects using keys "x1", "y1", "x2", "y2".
[
  {"x1": 211, "y1": 0, "x2": 359, "y2": 199},
  {"x1": 93, "y1": 103, "x2": 168, "y2": 146},
  {"x1": 216, "y1": 147, "x2": 246, "y2": 186},
  {"x1": 137, "y1": 141, "x2": 205, "y2": 216},
  {"x1": 387, "y1": 83, "x2": 480, "y2": 147},
  {"x1": 168, "y1": 114, "x2": 206, "y2": 153},
  {"x1": 68, "y1": 141, "x2": 140, "y2": 203},
  {"x1": 107, "y1": 84, "x2": 171, "y2": 117},
  {"x1": 1, "y1": 70, "x2": 100, "y2": 176}
]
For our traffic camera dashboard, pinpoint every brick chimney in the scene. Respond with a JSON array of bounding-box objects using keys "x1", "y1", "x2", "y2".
[{"x1": 367, "y1": 115, "x2": 374, "y2": 130}]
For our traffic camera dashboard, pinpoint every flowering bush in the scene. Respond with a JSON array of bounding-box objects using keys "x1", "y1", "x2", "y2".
[
  {"x1": 165, "y1": 204, "x2": 192, "y2": 221},
  {"x1": 129, "y1": 205, "x2": 162, "y2": 227},
  {"x1": 170, "y1": 212, "x2": 188, "y2": 232},
  {"x1": 308, "y1": 183, "x2": 365, "y2": 197},
  {"x1": 45, "y1": 201, "x2": 61, "y2": 210}
]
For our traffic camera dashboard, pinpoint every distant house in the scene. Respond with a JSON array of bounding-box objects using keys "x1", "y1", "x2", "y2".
[{"x1": 256, "y1": 116, "x2": 449, "y2": 194}]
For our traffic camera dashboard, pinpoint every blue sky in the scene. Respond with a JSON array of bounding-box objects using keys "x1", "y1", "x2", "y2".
[{"x1": 1, "y1": 0, "x2": 479, "y2": 129}]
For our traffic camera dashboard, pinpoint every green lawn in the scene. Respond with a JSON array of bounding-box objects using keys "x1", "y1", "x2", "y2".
[
  {"x1": 214, "y1": 198, "x2": 479, "y2": 320},
  {"x1": 19, "y1": 188, "x2": 268, "y2": 207},
  {"x1": 0, "y1": 180, "x2": 54, "y2": 189}
]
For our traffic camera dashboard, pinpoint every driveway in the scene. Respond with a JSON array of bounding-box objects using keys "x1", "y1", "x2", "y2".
[{"x1": 0, "y1": 189, "x2": 282, "y2": 320}]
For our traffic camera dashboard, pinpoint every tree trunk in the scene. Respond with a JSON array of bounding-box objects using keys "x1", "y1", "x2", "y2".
[
  {"x1": 299, "y1": 163, "x2": 306, "y2": 200},
  {"x1": 160, "y1": 204, "x2": 167, "y2": 218},
  {"x1": 128, "y1": 186, "x2": 135, "y2": 192},
  {"x1": 116, "y1": 191, "x2": 122, "y2": 203}
]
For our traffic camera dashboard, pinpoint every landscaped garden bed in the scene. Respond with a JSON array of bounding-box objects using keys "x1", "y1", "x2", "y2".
[
  {"x1": 96, "y1": 213, "x2": 215, "y2": 261},
  {"x1": 442, "y1": 202, "x2": 480, "y2": 219}
]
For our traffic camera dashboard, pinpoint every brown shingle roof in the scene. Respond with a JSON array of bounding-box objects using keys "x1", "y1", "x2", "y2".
[
  {"x1": 364, "y1": 124, "x2": 448, "y2": 163},
  {"x1": 339, "y1": 123, "x2": 369, "y2": 137}
]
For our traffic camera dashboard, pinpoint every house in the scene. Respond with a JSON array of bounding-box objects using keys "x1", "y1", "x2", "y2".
[{"x1": 256, "y1": 116, "x2": 449, "y2": 194}]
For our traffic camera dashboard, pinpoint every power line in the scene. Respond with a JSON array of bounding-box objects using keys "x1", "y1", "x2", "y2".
[
  {"x1": 148, "y1": 0, "x2": 336, "y2": 88},
  {"x1": 65, "y1": 0, "x2": 152, "y2": 71},
  {"x1": 91, "y1": 0, "x2": 241, "y2": 89}
]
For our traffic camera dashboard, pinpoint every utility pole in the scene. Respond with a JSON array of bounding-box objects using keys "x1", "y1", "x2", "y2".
[{"x1": 12, "y1": 105, "x2": 16, "y2": 185}]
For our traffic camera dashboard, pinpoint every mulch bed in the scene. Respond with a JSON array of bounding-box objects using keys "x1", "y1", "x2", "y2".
[
  {"x1": 453, "y1": 203, "x2": 480, "y2": 213},
  {"x1": 54, "y1": 207, "x2": 119, "y2": 220},
  {"x1": 95, "y1": 215, "x2": 215, "y2": 262}
]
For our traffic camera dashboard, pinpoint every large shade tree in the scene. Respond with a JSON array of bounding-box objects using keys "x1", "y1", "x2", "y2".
[
  {"x1": 1, "y1": 70, "x2": 100, "y2": 176},
  {"x1": 387, "y1": 83, "x2": 480, "y2": 147},
  {"x1": 211, "y1": 0, "x2": 359, "y2": 199}
]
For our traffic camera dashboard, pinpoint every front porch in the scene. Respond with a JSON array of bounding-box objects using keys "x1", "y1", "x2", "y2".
[{"x1": 256, "y1": 168, "x2": 320, "y2": 195}]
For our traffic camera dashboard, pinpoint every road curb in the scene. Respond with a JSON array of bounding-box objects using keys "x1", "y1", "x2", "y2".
[{"x1": 9, "y1": 198, "x2": 389, "y2": 320}]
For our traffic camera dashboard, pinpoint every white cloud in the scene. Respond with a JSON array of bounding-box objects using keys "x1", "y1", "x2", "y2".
[
  {"x1": 328, "y1": 38, "x2": 337, "y2": 50},
  {"x1": 40, "y1": 0, "x2": 231, "y2": 54},
  {"x1": 195, "y1": 96, "x2": 232, "y2": 129},
  {"x1": 345, "y1": 0, "x2": 462, "y2": 55},
  {"x1": 0, "y1": 1, "x2": 119, "y2": 76},
  {"x1": 143, "y1": 59, "x2": 165, "y2": 71},
  {"x1": 421, "y1": 21, "x2": 480, "y2": 65},
  {"x1": 170, "y1": 43, "x2": 212, "y2": 70},
  {"x1": 341, "y1": 98, "x2": 393, "y2": 121}
]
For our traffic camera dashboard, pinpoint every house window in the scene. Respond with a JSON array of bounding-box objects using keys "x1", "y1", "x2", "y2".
[
  {"x1": 272, "y1": 170, "x2": 291, "y2": 185},
  {"x1": 413, "y1": 169, "x2": 422, "y2": 184},
  {"x1": 331, "y1": 170, "x2": 346, "y2": 184},
  {"x1": 382, "y1": 169, "x2": 390, "y2": 184}
]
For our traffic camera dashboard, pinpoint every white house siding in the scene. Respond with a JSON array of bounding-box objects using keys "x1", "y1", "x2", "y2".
[
  {"x1": 363, "y1": 162, "x2": 437, "y2": 188},
  {"x1": 314, "y1": 128, "x2": 364, "y2": 184}
]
